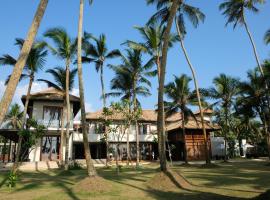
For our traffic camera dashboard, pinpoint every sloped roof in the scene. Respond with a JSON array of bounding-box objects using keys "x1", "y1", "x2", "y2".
[
  {"x1": 21, "y1": 87, "x2": 81, "y2": 116},
  {"x1": 21, "y1": 87, "x2": 80, "y2": 102},
  {"x1": 166, "y1": 117, "x2": 220, "y2": 131},
  {"x1": 86, "y1": 109, "x2": 216, "y2": 125},
  {"x1": 86, "y1": 109, "x2": 158, "y2": 122}
]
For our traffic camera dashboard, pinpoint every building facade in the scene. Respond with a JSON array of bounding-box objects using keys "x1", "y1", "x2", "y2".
[{"x1": 0, "y1": 88, "x2": 219, "y2": 163}]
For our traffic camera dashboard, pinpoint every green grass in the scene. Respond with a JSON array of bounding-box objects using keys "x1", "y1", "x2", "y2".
[{"x1": 0, "y1": 160, "x2": 269, "y2": 200}]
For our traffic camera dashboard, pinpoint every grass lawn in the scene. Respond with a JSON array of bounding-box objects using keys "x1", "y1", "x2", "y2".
[{"x1": 0, "y1": 160, "x2": 269, "y2": 200}]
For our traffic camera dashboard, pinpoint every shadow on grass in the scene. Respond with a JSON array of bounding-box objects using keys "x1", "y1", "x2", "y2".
[
  {"x1": 11, "y1": 170, "x2": 81, "y2": 200},
  {"x1": 172, "y1": 161, "x2": 270, "y2": 193},
  {"x1": 0, "y1": 175, "x2": 8, "y2": 188}
]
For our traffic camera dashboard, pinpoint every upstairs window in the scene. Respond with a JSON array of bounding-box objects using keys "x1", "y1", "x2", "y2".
[
  {"x1": 95, "y1": 123, "x2": 106, "y2": 134},
  {"x1": 139, "y1": 124, "x2": 148, "y2": 135},
  {"x1": 43, "y1": 106, "x2": 62, "y2": 122}
]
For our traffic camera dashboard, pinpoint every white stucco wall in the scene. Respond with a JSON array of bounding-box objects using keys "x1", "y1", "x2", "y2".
[
  {"x1": 73, "y1": 123, "x2": 158, "y2": 143},
  {"x1": 32, "y1": 100, "x2": 74, "y2": 130}
]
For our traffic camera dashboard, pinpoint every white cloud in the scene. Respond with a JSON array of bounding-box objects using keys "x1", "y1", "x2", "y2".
[
  {"x1": 71, "y1": 88, "x2": 79, "y2": 96},
  {"x1": 0, "y1": 81, "x2": 47, "y2": 108},
  {"x1": 74, "y1": 102, "x2": 93, "y2": 120}
]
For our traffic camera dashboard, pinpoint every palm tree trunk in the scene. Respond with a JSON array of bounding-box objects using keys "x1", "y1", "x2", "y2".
[
  {"x1": 243, "y1": 17, "x2": 265, "y2": 81},
  {"x1": 77, "y1": 0, "x2": 96, "y2": 177},
  {"x1": 156, "y1": 55, "x2": 161, "y2": 82},
  {"x1": 64, "y1": 59, "x2": 71, "y2": 171},
  {"x1": 175, "y1": 19, "x2": 211, "y2": 164},
  {"x1": 100, "y1": 66, "x2": 106, "y2": 108},
  {"x1": 126, "y1": 96, "x2": 131, "y2": 166},
  {"x1": 60, "y1": 100, "x2": 65, "y2": 165},
  {"x1": 181, "y1": 112, "x2": 188, "y2": 164},
  {"x1": 0, "y1": 0, "x2": 48, "y2": 126},
  {"x1": 224, "y1": 106, "x2": 228, "y2": 162},
  {"x1": 132, "y1": 80, "x2": 140, "y2": 168},
  {"x1": 12, "y1": 73, "x2": 34, "y2": 174},
  {"x1": 157, "y1": 0, "x2": 180, "y2": 172},
  {"x1": 100, "y1": 66, "x2": 109, "y2": 167}
]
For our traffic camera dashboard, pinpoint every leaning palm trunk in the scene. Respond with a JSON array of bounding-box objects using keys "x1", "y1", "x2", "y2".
[
  {"x1": 64, "y1": 59, "x2": 71, "y2": 171},
  {"x1": 100, "y1": 66, "x2": 109, "y2": 166},
  {"x1": 77, "y1": 0, "x2": 96, "y2": 177},
  {"x1": 157, "y1": 0, "x2": 180, "y2": 172},
  {"x1": 181, "y1": 112, "x2": 188, "y2": 164},
  {"x1": 12, "y1": 73, "x2": 34, "y2": 174},
  {"x1": 0, "y1": 0, "x2": 48, "y2": 126},
  {"x1": 243, "y1": 16, "x2": 266, "y2": 83},
  {"x1": 175, "y1": 19, "x2": 211, "y2": 164}
]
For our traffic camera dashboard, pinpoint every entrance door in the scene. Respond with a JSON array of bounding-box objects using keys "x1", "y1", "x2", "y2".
[{"x1": 41, "y1": 136, "x2": 60, "y2": 161}]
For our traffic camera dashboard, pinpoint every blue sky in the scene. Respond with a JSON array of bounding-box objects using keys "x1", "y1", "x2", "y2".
[{"x1": 0, "y1": 0, "x2": 270, "y2": 113}]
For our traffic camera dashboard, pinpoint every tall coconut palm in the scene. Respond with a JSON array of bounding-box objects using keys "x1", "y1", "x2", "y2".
[
  {"x1": 265, "y1": 29, "x2": 270, "y2": 45},
  {"x1": 77, "y1": 0, "x2": 96, "y2": 177},
  {"x1": 219, "y1": 0, "x2": 266, "y2": 82},
  {"x1": 43, "y1": 27, "x2": 77, "y2": 170},
  {"x1": 164, "y1": 74, "x2": 201, "y2": 164},
  {"x1": 38, "y1": 67, "x2": 77, "y2": 169},
  {"x1": 207, "y1": 74, "x2": 239, "y2": 161},
  {"x1": 82, "y1": 33, "x2": 120, "y2": 165},
  {"x1": 147, "y1": 0, "x2": 181, "y2": 172},
  {"x1": 123, "y1": 22, "x2": 178, "y2": 81},
  {"x1": 0, "y1": 0, "x2": 49, "y2": 126},
  {"x1": 0, "y1": 38, "x2": 47, "y2": 173},
  {"x1": 83, "y1": 33, "x2": 121, "y2": 107},
  {"x1": 4, "y1": 104, "x2": 23, "y2": 129},
  {"x1": 109, "y1": 48, "x2": 155, "y2": 168},
  {"x1": 147, "y1": 0, "x2": 210, "y2": 164}
]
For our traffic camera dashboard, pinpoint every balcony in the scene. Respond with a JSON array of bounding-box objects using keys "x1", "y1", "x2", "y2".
[{"x1": 37, "y1": 119, "x2": 74, "y2": 130}]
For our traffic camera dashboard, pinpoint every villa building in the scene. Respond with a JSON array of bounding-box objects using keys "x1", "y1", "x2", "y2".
[{"x1": 0, "y1": 88, "x2": 219, "y2": 163}]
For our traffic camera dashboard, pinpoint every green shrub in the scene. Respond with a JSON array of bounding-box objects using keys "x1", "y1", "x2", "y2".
[
  {"x1": 7, "y1": 172, "x2": 17, "y2": 188},
  {"x1": 68, "y1": 161, "x2": 83, "y2": 170}
]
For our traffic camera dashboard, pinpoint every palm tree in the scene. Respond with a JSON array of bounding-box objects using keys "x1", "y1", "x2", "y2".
[
  {"x1": 43, "y1": 27, "x2": 77, "y2": 169},
  {"x1": 109, "y1": 48, "x2": 155, "y2": 168},
  {"x1": 83, "y1": 33, "x2": 121, "y2": 107},
  {"x1": 123, "y1": 22, "x2": 177, "y2": 81},
  {"x1": 82, "y1": 33, "x2": 120, "y2": 165},
  {"x1": 77, "y1": 0, "x2": 96, "y2": 177},
  {"x1": 164, "y1": 74, "x2": 200, "y2": 164},
  {"x1": 207, "y1": 74, "x2": 239, "y2": 161},
  {"x1": 146, "y1": 0, "x2": 181, "y2": 172},
  {"x1": 264, "y1": 29, "x2": 270, "y2": 45},
  {"x1": 4, "y1": 104, "x2": 23, "y2": 129},
  {"x1": 147, "y1": 0, "x2": 210, "y2": 164},
  {"x1": 238, "y1": 67, "x2": 270, "y2": 159},
  {"x1": 38, "y1": 67, "x2": 77, "y2": 169},
  {"x1": 0, "y1": 38, "x2": 47, "y2": 174},
  {"x1": 0, "y1": 0, "x2": 49, "y2": 126},
  {"x1": 219, "y1": 0, "x2": 266, "y2": 83}
]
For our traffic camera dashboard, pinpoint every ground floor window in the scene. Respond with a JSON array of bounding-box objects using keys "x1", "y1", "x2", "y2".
[
  {"x1": 73, "y1": 142, "x2": 158, "y2": 161},
  {"x1": 41, "y1": 136, "x2": 60, "y2": 161}
]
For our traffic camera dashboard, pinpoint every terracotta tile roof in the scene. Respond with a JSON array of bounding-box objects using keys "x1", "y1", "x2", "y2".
[
  {"x1": 166, "y1": 117, "x2": 220, "y2": 131},
  {"x1": 86, "y1": 109, "x2": 158, "y2": 122},
  {"x1": 21, "y1": 87, "x2": 80, "y2": 102}
]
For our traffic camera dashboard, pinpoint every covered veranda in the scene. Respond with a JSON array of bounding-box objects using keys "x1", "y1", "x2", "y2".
[{"x1": 0, "y1": 129, "x2": 18, "y2": 163}]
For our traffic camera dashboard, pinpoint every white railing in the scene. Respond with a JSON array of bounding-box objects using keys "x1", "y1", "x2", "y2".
[{"x1": 37, "y1": 119, "x2": 73, "y2": 129}]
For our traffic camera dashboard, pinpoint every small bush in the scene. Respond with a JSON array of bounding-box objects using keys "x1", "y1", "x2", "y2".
[
  {"x1": 68, "y1": 161, "x2": 83, "y2": 170},
  {"x1": 7, "y1": 172, "x2": 17, "y2": 188}
]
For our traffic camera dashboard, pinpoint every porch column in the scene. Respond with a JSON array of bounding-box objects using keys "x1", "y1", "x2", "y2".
[
  {"x1": 2, "y1": 140, "x2": 6, "y2": 163},
  {"x1": 7, "y1": 140, "x2": 11, "y2": 162}
]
